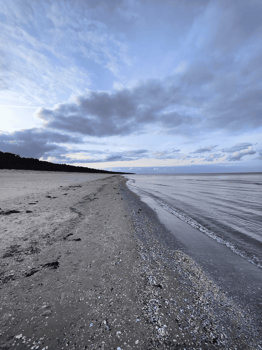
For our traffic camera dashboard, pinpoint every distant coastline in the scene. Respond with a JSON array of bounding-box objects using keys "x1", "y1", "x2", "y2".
[{"x1": 0, "y1": 151, "x2": 134, "y2": 174}]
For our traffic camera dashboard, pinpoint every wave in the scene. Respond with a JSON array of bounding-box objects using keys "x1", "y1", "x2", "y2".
[{"x1": 156, "y1": 199, "x2": 262, "y2": 269}]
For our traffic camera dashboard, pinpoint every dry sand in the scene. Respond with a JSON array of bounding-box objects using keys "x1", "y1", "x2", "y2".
[
  {"x1": 0, "y1": 170, "x2": 111, "y2": 201},
  {"x1": 0, "y1": 171, "x2": 261, "y2": 349}
]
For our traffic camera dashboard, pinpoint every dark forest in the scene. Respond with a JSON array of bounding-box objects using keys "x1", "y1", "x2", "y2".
[{"x1": 0, "y1": 151, "x2": 133, "y2": 174}]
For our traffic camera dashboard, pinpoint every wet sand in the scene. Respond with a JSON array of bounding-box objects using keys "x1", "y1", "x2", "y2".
[
  {"x1": 0, "y1": 172, "x2": 261, "y2": 349},
  {"x1": 132, "y1": 194, "x2": 262, "y2": 323}
]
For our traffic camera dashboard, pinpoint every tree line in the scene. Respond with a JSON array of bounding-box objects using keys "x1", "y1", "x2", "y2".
[{"x1": 0, "y1": 151, "x2": 133, "y2": 174}]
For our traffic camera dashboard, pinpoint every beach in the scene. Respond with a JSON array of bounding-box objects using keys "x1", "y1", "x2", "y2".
[{"x1": 0, "y1": 171, "x2": 261, "y2": 349}]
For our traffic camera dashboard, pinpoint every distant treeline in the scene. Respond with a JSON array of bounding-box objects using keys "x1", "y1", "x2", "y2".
[{"x1": 0, "y1": 151, "x2": 133, "y2": 174}]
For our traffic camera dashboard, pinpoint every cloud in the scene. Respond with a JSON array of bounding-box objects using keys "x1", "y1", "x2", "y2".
[
  {"x1": 221, "y1": 143, "x2": 256, "y2": 161},
  {"x1": 153, "y1": 149, "x2": 181, "y2": 159},
  {"x1": 37, "y1": 83, "x2": 198, "y2": 137},
  {"x1": 0, "y1": 127, "x2": 152, "y2": 163},
  {"x1": 2, "y1": 0, "x2": 262, "y2": 139},
  {"x1": 204, "y1": 153, "x2": 222, "y2": 162},
  {"x1": 222, "y1": 143, "x2": 253, "y2": 153},
  {"x1": 226, "y1": 147, "x2": 256, "y2": 161},
  {"x1": 180, "y1": 62, "x2": 214, "y2": 86},
  {"x1": 0, "y1": 128, "x2": 83, "y2": 158},
  {"x1": 0, "y1": 125, "x2": 182, "y2": 164},
  {"x1": 36, "y1": 35, "x2": 262, "y2": 138},
  {"x1": 191, "y1": 145, "x2": 218, "y2": 154},
  {"x1": 1, "y1": 0, "x2": 262, "y2": 171},
  {"x1": 177, "y1": 1, "x2": 262, "y2": 133},
  {"x1": 57, "y1": 148, "x2": 150, "y2": 164},
  {"x1": 185, "y1": 0, "x2": 262, "y2": 57},
  {"x1": 0, "y1": 0, "x2": 132, "y2": 106},
  {"x1": 181, "y1": 154, "x2": 193, "y2": 160}
]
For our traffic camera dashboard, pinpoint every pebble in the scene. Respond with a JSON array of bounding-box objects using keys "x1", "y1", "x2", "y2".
[{"x1": 42, "y1": 310, "x2": 51, "y2": 316}]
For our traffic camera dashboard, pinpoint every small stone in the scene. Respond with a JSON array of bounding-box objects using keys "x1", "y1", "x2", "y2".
[
  {"x1": 15, "y1": 334, "x2": 22, "y2": 339},
  {"x1": 42, "y1": 310, "x2": 51, "y2": 316},
  {"x1": 135, "y1": 340, "x2": 139, "y2": 344}
]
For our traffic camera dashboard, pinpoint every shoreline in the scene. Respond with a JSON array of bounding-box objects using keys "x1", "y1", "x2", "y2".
[
  {"x1": 0, "y1": 174, "x2": 261, "y2": 349},
  {"x1": 121, "y1": 180, "x2": 262, "y2": 349},
  {"x1": 124, "y1": 178, "x2": 262, "y2": 319}
]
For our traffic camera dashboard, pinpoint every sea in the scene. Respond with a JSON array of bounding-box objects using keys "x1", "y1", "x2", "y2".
[{"x1": 125, "y1": 173, "x2": 262, "y2": 269}]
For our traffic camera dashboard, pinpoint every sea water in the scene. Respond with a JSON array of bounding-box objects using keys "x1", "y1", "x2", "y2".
[{"x1": 125, "y1": 173, "x2": 262, "y2": 269}]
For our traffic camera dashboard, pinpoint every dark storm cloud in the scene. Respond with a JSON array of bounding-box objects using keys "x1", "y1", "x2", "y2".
[
  {"x1": 191, "y1": 145, "x2": 218, "y2": 154},
  {"x1": 0, "y1": 128, "x2": 83, "y2": 158}
]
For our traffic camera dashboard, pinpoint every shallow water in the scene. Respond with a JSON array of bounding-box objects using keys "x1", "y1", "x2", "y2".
[{"x1": 125, "y1": 173, "x2": 262, "y2": 268}]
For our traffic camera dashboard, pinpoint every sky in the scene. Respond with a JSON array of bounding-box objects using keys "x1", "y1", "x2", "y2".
[{"x1": 0, "y1": 0, "x2": 262, "y2": 174}]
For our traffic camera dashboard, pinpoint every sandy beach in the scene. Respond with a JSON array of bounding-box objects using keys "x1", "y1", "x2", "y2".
[{"x1": 0, "y1": 171, "x2": 261, "y2": 349}]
